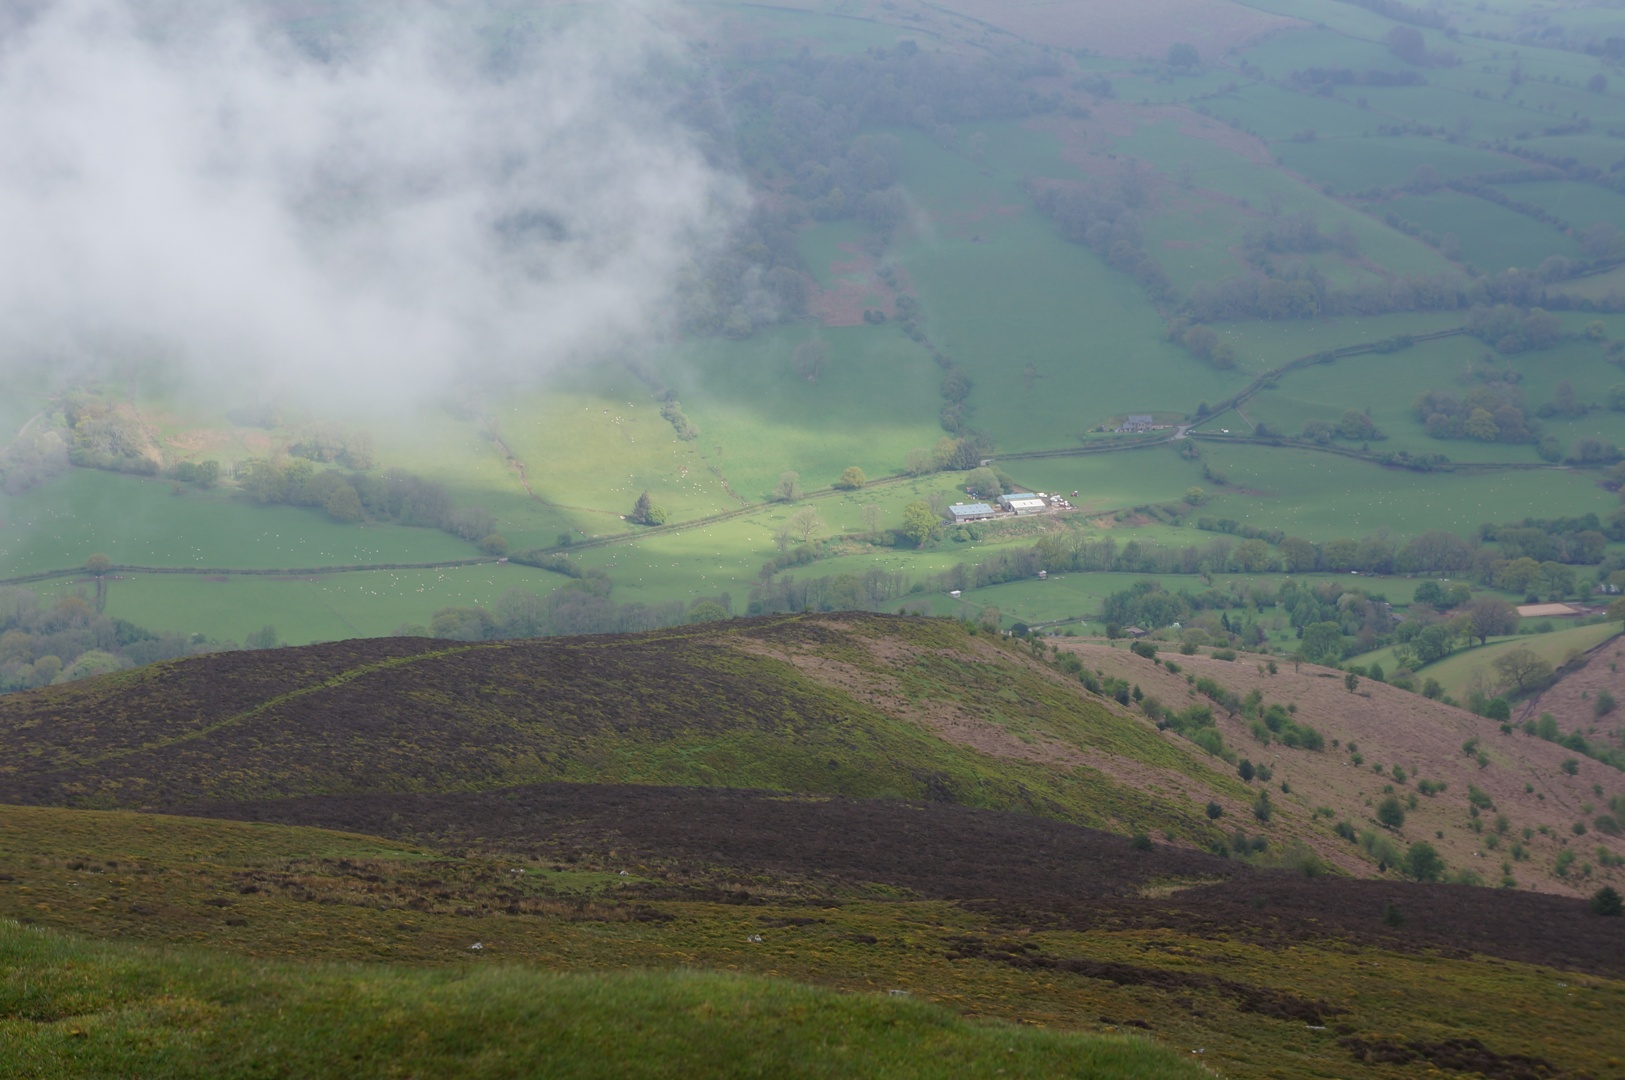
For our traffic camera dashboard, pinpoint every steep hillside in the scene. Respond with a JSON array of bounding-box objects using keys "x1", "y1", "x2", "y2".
[
  {"x1": 1069, "y1": 639, "x2": 1625, "y2": 896},
  {"x1": 1518, "y1": 634, "x2": 1625, "y2": 747}
]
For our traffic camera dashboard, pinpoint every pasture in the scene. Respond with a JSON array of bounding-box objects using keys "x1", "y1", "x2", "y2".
[
  {"x1": 1272, "y1": 137, "x2": 1522, "y2": 195},
  {"x1": 1378, "y1": 192, "x2": 1578, "y2": 272},
  {"x1": 32, "y1": 563, "x2": 564, "y2": 644},
  {"x1": 1110, "y1": 119, "x2": 1458, "y2": 279},
  {"x1": 1353, "y1": 621, "x2": 1621, "y2": 703},
  {"x1": 0, "y1": 469, "x2": 475, "y2": 579},
  {"x1": 672, "y1": 324, "x2": 946, "y2": 505},
  {"x1": 1212, "y1": 312, "x2": 1468, "y2": 374},
  {"x1": 891, "y1": 130, "x2": 1248, "y2": 452},
  {"x1": 999, "y1": 447, "x2": 1205, "y2": 512},
  {"x1": 1495, "y1": 180, "x2": 1625, "y2": 234},
  {"x1": 1197, "y1": 83, "x2": 1378, "y2": 142},
  {"x1": 12, "y1": 0, "x2": 1625, "y2": 651},
  {"x1": 1193, "y1": 442, "x2": 1612, "y2": 539}
]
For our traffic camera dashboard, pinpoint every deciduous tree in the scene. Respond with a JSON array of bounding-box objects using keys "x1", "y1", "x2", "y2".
[
  {"x1": 1493, "y1": 646, "x2": 1554, "y2": 692},
  {"x1": 901, "y1": 500, "x2": 938, "y2": 547},
  {"x1": 773, "y1": 472, "x2": 802, "y2": 501},
  {"x1": 1465, "y1": 595, "x2": 1518, "y2": 644},
  {"x1": 786, "y1": 507, "x2": 825, "y2": 543}
]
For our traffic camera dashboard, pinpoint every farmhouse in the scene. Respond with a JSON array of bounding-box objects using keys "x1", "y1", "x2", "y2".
[
  {"x1": 999, "y1": 493, "x2": 1047, "y2": 514},
  {"x1": 949, "y1": 502, "x2": 996, "y2": 523},
  {"x1": 1116, "y1": 415, "x2": 1154, "y2": 433}
]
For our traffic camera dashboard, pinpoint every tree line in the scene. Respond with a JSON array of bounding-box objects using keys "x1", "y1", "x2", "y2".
[
  {"x1": 235, "y1": 459, "x2": 507, "y2": 552},
  {"x1": 0, "y1": 584, "x2": 214, "y2": 693}
]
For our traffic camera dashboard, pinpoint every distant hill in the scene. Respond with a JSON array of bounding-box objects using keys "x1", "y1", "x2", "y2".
[
  {"x1": 0, "y1": 613, "x2": 1239, "y2": 842},
  {"x1": 1, "y1": 611, "x2": 1619, "y2": 896}
]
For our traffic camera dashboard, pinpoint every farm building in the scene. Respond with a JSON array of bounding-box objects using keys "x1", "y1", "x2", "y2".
[
  {"x1": 1516, "y1": 603, "x2": 1582, "y2": 618},
  {"x1": 949, "y1": 502, "x2": 996, "y2": 523},
  {"x1": 999, "y1": 493, "x2": 1047, "y2": 514},
  {"x1": 1116, "y1": 415, "x2": 1154, "y2": 433}
]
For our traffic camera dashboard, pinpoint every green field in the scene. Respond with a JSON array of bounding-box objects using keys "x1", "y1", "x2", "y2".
[
  {"x1": 1193, "y1": 442, "x2": 1612, "y2": 539},
  {"x1": 0, "y1": 470, "x2": 478, "y2": 578},
  {"x1": 1273, "y1": 137, "x2": 1520, "y2": 195},
  {"x1": 886, "y1": 128, "x2": 1249, "y2": 451},
  {"x1": 1235, "y1": 332, "x2": 1625, "y2": 464},
  {"x1": 1199, "y1": 83, "x2": 1379, "y2": 142},
  {"x1": 79, "y1": 565, "x2": 566, "y2": 644},
  {"x1": 9, "y1": 0, "x2": 1625, "y2": 659},
  {"x1": 1379, "y1": 192, "x2": 1578, "y2": 272},
  {"x1": 1495, "y1": 180, "x2": 1625, "y2": 234},
  {"x1": 1352, "y1": 621, "x2": 1621, "y2": 701}
]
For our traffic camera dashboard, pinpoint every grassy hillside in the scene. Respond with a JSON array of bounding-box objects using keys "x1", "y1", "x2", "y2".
[
  {"x1": 3, "y1": 798, "x2": 1623, "y2": 1080},
  {"x1": 0, "y1": 613, "x2": 1243, "y2": 842},
  {"x1": 0, "y1": 920, "x2": 1202, "y2": 1080},
  {"x1": 1352, "y1": 621, "x2": 1622, "y2": 703},
  {"x1": 1513, "y1": 632, "x2": 1625, "y2": 739}
]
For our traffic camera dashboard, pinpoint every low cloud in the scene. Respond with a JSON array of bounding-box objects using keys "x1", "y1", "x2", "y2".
[{"x1": 0, "y1": 0, "x2": 744, "y2": 409}]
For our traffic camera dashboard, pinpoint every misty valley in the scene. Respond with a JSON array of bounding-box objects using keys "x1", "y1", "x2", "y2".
[{"x1": 3, "y1": 0, "x2": 1625, "y2": 1076}]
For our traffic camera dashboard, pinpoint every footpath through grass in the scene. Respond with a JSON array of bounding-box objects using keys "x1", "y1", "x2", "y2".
[{"x1": 0, "y1": 921, "x2": 1202, "y2": 1080}]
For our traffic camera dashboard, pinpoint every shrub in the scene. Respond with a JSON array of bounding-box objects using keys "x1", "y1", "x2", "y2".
[
  {"x1": 1595, "y1": 814, "x2": 1622, "y2": 837},
  {"x1": 1238, "y1": 759, "x2": 1255, "y2": 782},
  {"x1": 1561, "y1": 758, "x2": 1580, "y2": 776},
  {"x1": 1189, "y1": 728, "x2": 1228, "y2": 759},
  {"x1": 1205, "y1": 801, "x2": 1224, "y2": 820},
  {"x1": 1403, "y1": 841, "x2": 1445, "y2": 882},
  {"x1": 1360, "y1": 829, "x2": 1403, "y2": 869},
  {"x1": 1376, "y1": 795, "x2": 1406, "y2": 829},
  {"x1": 1334, "y1": 820, "x2": 1357, "y2": 841},
  {"x1": 1130, "y1": 832, "x2": 1154, "y2": 851},
  {"x1": 1130, "y1": 640, "x2": 1157, "y2": 659},
  {"x1": 1592, "y1": 886, "x2": 1623, "y2": 916},
  {"x1": 1555, "y1": 849, "x2": 1576, "y2": 878},
  {"x1": 1253, "y1": 791, "x2": 1273, "y2": 822},
  {"x1": 1595, "y1": 689, "x2": 1616, "y2": 717},
  {"x1": 1417, "y1": 779, "x2": 1447, "y2": 796}
]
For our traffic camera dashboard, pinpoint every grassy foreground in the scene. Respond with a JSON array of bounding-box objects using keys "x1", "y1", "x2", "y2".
[{"x1": 0, "y1": 921, "x2": 1201, "y2": 1080}]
